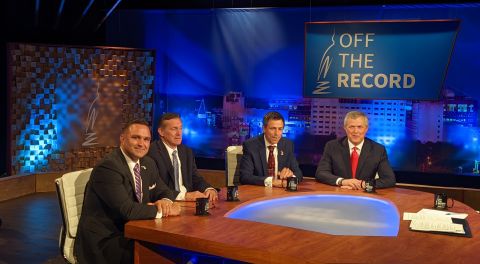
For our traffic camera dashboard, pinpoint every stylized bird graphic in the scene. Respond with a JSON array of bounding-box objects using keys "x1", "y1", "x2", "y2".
[
  {"x1": 313, "y1": 29, "x2": 336, "y2": 95},
  {"x1": 82, "y1": 81, "x2": 100, "y2": 147}
]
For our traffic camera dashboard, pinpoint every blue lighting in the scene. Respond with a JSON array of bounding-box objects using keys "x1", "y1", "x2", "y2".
[
  {"x1": 227, "y1": 194, "x2": 400, "y2": 236},
  {"x1": 105, "y1": 4, "x2": 479, "y2": 176}
]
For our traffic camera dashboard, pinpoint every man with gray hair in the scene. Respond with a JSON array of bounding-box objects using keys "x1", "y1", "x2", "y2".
[{"x1": 315, "y1": 111, "x2": 396, "y2": 189}]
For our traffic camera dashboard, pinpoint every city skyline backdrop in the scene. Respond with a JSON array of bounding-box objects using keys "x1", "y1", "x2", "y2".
[{"x1": 157, "y1": 87, "x2": 479, "y2": 176}]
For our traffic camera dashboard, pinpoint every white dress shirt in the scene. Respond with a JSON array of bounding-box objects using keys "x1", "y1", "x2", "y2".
[
  {"x1": 162, "y1": 141, "x2": 189, "y2": 201},
  {"x1": 263, "y1": 136, "x2": 278, "y2": 187},
  {"x1": 336, "y1": 139, "x2": 364, "y2": 185},
  {"x1": 120, "y1": 147, "x2": 163, "y2": 218}
]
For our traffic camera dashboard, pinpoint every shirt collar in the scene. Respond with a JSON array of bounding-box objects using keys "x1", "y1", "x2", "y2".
[
  {"x1": 162, "y1": 140, "x2": 178, "y2": 156},
  {"x1": 120, "y1": 147, "x2": 139, "y2": 168},
  {"x1": 348, "y1": 139, "x2": 364, "y2": 152}
]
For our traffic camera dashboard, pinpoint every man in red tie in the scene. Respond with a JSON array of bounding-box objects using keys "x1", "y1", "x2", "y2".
[
  {"x1": 315, "y1": 111, "x2": 396, "y2": 190},
  {"x1": 240, "y1": 111, "x2": 303, "y2": 187}
]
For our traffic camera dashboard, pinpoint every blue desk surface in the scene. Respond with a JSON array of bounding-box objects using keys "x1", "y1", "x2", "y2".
[{"x1": 227, "y1": 194, "x2": 400, "y2": 236}]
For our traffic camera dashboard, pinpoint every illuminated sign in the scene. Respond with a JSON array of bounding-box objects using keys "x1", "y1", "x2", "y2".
[{"x1": 304, "y1": 20, "x2": 459, "y2": 100}]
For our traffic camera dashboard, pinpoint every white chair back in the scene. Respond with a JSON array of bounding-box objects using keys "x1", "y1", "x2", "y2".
[
  {"x1": 225, "y1": 146, "x2": 243, "y2": 186},
  {"x1": 55, "y1": 168, "x2": 92, "y2": 264}
]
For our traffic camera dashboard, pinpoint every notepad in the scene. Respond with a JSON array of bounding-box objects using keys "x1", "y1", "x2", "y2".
[
  {"x1": 404, "y1": 209, "x2": 472, "y2": 237},
  {"x1": 417, "y1": 208, "x2": 468, "y2": 219},
  {"x1": 403, "y1": 212, "x2": 452, "y2": 222},
  {"x1": 409, "y1": 219, "x2": 465, "y2": 234}
]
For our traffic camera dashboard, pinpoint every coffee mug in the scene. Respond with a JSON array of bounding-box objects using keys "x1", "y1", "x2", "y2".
[
  {"x1": 195, "y1": 197, "x2": 210, "y2": 216},
  {"x1": 364, "y1": 179, "x2": 376, "y2": 193},
  {"x1": 227, "y1": 186, "x2": 240, "y2": 201},
  {"x1": 434, "y1": 193, "x2": 454, "y2": 210},
  {"x1": 285, "y1": 177, "x2": 298, "y2": 191}
]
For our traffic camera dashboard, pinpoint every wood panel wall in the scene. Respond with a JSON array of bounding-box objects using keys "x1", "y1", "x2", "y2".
[{"x1": 2, "y1": 172, "x2": 479, "y2": 212}]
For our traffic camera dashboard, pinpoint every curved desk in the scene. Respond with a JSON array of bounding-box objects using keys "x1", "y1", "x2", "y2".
[{"x1": 125, "y1": 179, "x2": 480, "y2": 263}]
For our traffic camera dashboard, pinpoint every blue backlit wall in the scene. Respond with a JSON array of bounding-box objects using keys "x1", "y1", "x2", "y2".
[{"x1": 107, "y1": 4, "x2": 480, "y2": 175}]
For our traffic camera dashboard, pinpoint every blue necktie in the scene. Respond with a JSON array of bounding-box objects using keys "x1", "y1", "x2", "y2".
[{"x1": 172, "y1": 150, "x2": 180, "y2": 191}]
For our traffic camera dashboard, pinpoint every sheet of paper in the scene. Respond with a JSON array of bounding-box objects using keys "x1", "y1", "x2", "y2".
[
  {"x1": 403, "y1": 212, "x2": 452, "y2": 222},
  {"x1": 410, "y1": 219, "x2": 465, "y2": 234},
  {"x1": 417, "y1": 208, "x2": 468, "y2": 219}
]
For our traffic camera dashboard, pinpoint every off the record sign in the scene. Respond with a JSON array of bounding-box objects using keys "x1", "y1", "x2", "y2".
[{"x1": 304, "y1": 20, "x2": 459, "y2": 100}]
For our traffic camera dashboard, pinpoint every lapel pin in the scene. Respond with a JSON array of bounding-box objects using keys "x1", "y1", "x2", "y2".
[
  {"x1": 141, "y1": 165, "x2": 147, "y2": 170},
  {"x1": 280, "y1": 150, "x2": 284, "y2": 156}
]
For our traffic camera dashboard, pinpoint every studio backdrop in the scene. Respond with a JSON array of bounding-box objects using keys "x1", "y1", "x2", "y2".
[{"x1": 105, "y1": 5, "x2": 480, "y2": 176}]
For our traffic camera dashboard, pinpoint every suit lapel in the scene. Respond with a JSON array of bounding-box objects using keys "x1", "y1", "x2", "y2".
[
  {"x1": 114, "y1": 148, "x2": 138, "y2": 201},
  {"x1": 139, "y1": 159, "x2": 150, "y2": 203},
  {"x1": 341, "y1": 138, "x2": 353, "y2": 178},
  {"x1": 357, "y1": 139, "x2": 370, "y2": 179},
  {"x1": 178, "y1": 145, "x2": 189, "y2": 189},
  {"x1": 156, "y1": 141, "x2": 176, "y2": 186},
  {"x1": 257, "y1": 135, "x2": 268, "y2": 176},
  {"x1": 277, "y1": 139, "x2": 286, "y2": 170}
]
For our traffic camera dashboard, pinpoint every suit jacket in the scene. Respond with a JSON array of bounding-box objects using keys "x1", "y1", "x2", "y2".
[
  {"x1": 239, "y1": 134, "x2": 303, "y2": 186},
  {"x1": 74, "y1": 148, "x2": 175, "y2": 264},
  {"x1": 147, "y1": 140, "x2": 211, "y2": 197},
  {"x1": 315, "y1": 137, "x2": 396, "y2": 188}
]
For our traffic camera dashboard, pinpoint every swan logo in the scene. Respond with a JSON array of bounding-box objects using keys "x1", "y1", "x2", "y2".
[
  {"x1": 313, "y1": 30, "x2": 335, "y2": 95},
  {"x1": 82, "y1": 82, "x2": 100, "y2": 147}
]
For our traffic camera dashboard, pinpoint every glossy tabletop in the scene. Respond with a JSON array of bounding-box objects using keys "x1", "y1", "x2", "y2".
[{"x1": 125, "y1": 178, "x2": 480, "y2": 263}]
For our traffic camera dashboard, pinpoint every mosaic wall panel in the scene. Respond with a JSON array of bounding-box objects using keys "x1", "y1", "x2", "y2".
[{"x1": 7, "y1": 43, "x2": 155, "y2": 174}]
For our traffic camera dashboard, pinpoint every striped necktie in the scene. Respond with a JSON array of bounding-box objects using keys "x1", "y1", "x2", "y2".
[
  {"x1": 134, "y1": 163, "x2": 142, "y2": 202},
  {"x1": 172, "y1": 150, "x2": 180, "y2": 191}
]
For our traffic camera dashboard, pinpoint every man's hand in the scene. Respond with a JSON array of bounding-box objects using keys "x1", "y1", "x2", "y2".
[
  {"x1": 277, "y1": 167, "x2": 293, "y2": 179},
  {"x1": 185, "y1": 191, "x2": 207, "y2": 201},
  {"x1": 340, "y1": 179, "x2": 363, "y2": 190},
  {"x1": 170, "y1": 202, "x2": 181, "y2": 216},
  {"x1": 153, "y1": 199, "x2": 181, "y2": 217},
  {"x1": 272, "y1": 178, "x2": 286, "y2": 188},
  {"x1": 204, "y1": 189, "x2": 218, "y2": 208}
]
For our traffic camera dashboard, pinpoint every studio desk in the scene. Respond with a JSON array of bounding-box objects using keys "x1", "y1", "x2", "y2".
[{"x1": 125, "y1": 178, "x2": 480, "y2": 263}]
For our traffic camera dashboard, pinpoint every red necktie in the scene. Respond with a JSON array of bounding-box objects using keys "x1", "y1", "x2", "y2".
[
  {"x1": 351, "y1": 147, "x2": 359, "y2": 179},
  {"x1": 267, "y1": 145, "x2": 276, "y2": 179}
]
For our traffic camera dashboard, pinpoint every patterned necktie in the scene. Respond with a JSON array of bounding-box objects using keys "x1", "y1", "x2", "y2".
[
  {"x1": 267, "y1": 145, "x2": 276, "y2": 179},
  {"x1": 172, "y1": 150, "x2": 180, "y2": 191},
  {"x1": 134, "y1": 163, "x2": 142, "y2": 202},
  {"x1": 351, "y1": 147, "x2": 359, "y2": 179}
]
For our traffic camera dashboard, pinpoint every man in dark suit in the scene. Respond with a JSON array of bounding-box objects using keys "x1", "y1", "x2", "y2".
[
  {"x1": 240, "y1": 111, "x2": 303, "y2": 187},
  {"x1": 316, "y1": 111, "x2": 396, "y2": 189},
  {"x1": 75, "y1": 120, "x2": 180, "y2": 264},
  {"x1": 147, "y1": 113, "x2": 218, "y2": 205}
]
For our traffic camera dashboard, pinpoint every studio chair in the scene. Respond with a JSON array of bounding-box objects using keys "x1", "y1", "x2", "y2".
[
  {"x1": 55, "y1": 168, "x2": 93, "y2": 264},
  {"x1": 225, "y1": 146, "x2": 243, "y2": 187}
]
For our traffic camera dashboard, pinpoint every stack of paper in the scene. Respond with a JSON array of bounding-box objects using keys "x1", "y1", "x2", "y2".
[{"x1": 403, "y1": 209, "x2": 468, "y2": 234}]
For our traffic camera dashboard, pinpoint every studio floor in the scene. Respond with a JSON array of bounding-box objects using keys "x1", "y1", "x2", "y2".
[{"x1": 0, "y1": 192, "x2": 64, "y2": 264}]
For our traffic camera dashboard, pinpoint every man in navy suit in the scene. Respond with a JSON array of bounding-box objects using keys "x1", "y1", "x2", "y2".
[
  {"x1": 316, "y1": 111, "x2": 396, "y2": 189},
  {"x1": 148, "y1": 113, "x2": 218, "y2": 205},
  {"x1": 75, "y1": 120, "x2": 180, "y2": 264},
  {"x1": 240, "y1": 111, "x2": 303, "y2": 187}
]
